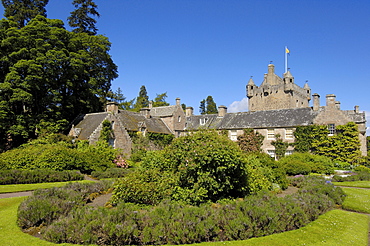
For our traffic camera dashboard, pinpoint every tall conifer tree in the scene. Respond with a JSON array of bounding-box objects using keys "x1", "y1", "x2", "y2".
[
  {"x1": 68, "y1": 0, "x2": 100, "y2": 35},
  {"x1": 1, "y1": 0, "x2": 49, "y2": 27}
]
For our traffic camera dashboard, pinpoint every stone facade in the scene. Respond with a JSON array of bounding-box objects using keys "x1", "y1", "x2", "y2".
[{"x1": 247, "y1": 64, "x2": 311, "y2": 111}]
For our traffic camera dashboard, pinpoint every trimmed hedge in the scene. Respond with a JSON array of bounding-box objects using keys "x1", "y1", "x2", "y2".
[
  {"x1": 18, "y1": 176, "x2": 345, "y2": 245},
  {"x1": 0, "y1": 169, "x2": 84, "y2": 185}
]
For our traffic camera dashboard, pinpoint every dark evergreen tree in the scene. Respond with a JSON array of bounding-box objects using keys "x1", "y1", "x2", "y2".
[
  {"x1": 199, "y1": 99, "x2": 205, "y2": 115},
  {"x1": 68, "y1": 0, "x2": 100, "y2": 35},
  {"x1": 1, "y1": 0, "x2": 49, "y2": 27},
  {"x1": 133, "y1": 86, "x2": 149, "y2": 111},
  {"x1": 0, "y1": 16, "x2": 117, "y2": 150},
  {"x1": 153, "y1": 92, "x2": 169, "y2": 107},
  {"x1": 205, "y1": 95, "x2": 218, "y2": 114}
]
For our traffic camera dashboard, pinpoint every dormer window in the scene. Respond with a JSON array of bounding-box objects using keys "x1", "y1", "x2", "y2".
[{"x1": 200, "y1": 117, "x2": 208, "y2": 125}]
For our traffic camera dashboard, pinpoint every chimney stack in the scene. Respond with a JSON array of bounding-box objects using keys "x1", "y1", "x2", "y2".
[
  {"x1": 186, "y1": 107, "x2": 193, "y2": 116},
  {"x1": 140, "y1": 108, "x2": 151, "y2": 118},
  {"x1": 335, "y1": 101, "x2": 341, "y2": 110},
  {"x1": 355, "y1": 105, "x2": 360, "y2": 113},
  {"x1": 313, "y1": 93, "x2": 320, "y2": 111},
  {"x1": 106, "y1": 102, "x2": 119, "y2": 114},
  {"x1": 176, "y1": 98, "x2": 180, "y2": 106},
  {"x1": 326, "y1": 94, "x2": 336, "y2": 108},
  {"x1": 218, "y1": 105, "x2": 227, "y2": 117}
]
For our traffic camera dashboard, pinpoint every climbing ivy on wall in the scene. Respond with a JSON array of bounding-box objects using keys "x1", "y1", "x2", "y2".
[
  {"x1": 99, "y1": 120, "x2": 114, "y2": 143},
  {"x1": 237, "y1": 128, "x2": 264, "y2": 153},
  {"x1": 293, "y1": 122, "x2": 362, "y2": 164},
  {"x1": 271, "y1": 134, "x2": 289, "y2": 160}
]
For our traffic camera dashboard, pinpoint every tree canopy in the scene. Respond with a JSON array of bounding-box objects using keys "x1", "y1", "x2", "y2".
[
  {"x1": 1, "y1": 0, "x2": 49, "y2": 28},
  {"x1": 68, "y1": 0, "x2": 100, "y2": 35},
  {"x1": 199, "y1": 96, "x2": 218, "y2": 114},
  {"x1": 0, "y1": 15, "x2": 117, "y2": 150},
  {"x1": 133, "y1": 85, "x2": 149, "y2": 111}
]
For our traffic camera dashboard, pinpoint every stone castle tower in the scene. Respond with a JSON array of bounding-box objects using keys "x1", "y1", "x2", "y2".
[{"x1": 246, "y1": 64, "x2": 311, "y2": 111}]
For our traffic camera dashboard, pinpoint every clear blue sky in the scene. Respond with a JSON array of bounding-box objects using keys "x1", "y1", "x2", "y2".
[{"x1": 1, "y1": 1, "x2": 369, "y2": 134}]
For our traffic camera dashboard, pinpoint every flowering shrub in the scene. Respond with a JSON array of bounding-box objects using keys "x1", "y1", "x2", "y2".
[{"x1": 113, "y1": 155, "x2": 129, "y2": 168}]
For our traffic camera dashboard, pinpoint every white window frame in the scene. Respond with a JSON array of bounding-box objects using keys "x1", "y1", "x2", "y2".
[
  {"x1": 230, "y1": 130, "x2": 238, "y2": 141},
  {"x1": 328, "y1": 124, "x2": 335, "y2": 136},
  {"x1": 267, "y1": 129, "x2": 275, "y2": 139},
  {"x1": 285, "y1": 128, "x2": 293, "y2": 139},
  {"x1": 267, "y1": 150, "x2": 275, "y2": 158},
  {"x1": 285, "y1": 150, "x2": 294, "y2": 156}
]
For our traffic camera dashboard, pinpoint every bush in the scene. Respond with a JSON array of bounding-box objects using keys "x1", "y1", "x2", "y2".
[
  {"x1": 279, "y1": 153, "x2": 334, "y2": 175},
  {"x1": 0, "y1": 140, "x2": 117, "y2": 173},
  {"x1": 90, "y1": 168, "x2": 129, "y2": 180},
  {"x1": 40, "y1": 176, "x2": 343, "y2": 245},
  {"x1": 17, "y1": 180, "x2": 113, "y2": 230},
  {"x1": 0, "y1": 169, "x2": 84, "y2": 185},
  {"x1": 334, "y1": 161, "x2": 352, "y2": 170}
]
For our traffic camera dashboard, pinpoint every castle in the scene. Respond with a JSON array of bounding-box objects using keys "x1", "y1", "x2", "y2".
[{"x1": 69, "y1": 64, "x2": 367, "y2": 158}]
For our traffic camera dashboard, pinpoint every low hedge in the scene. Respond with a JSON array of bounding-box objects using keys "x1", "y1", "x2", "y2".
[
  {"x1": 90, "y1": 168, "x2": 130, "y2": 180},
  {"x1": 18, "y1": 176, "x2": 345, "y2": 245},
  {"x1": 0, "y1": 169, "x2": 84, "y2": 185}
]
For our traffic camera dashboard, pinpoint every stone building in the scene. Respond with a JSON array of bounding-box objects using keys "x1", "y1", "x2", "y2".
[
  {"x1": 185, "y1": 64, "x2": 367, "y2": 158},
  {"x1": 70, "y1": 64, "x2": 367, "y2": 157},
  {"x1": 69, "y1": 99, "x2": 185, "y2": 156}
]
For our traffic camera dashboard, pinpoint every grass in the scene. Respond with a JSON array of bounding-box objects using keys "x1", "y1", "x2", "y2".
[
  {"x1": 333, "y1": 180, "x2": 370, "y2": 188},
  {"x1": 0, "y1": 198, "x2": 367, "y2": 246},
  {"x1": 196, "y1": 210, "x2": 368, "y2": 246},
  {"x1": 0, "y1": 180, "x2": 94, "y2": 194},
  {"x1": 341, "y1": 187, "x2": 370, "y2": 213}
]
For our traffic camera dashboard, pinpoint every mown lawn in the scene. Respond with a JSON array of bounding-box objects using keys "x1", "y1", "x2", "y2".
[
  {"x1": 0, "y1": 180, "x2": 94, "y2": 194},
  {"x1": 341, "y1": 187, "x2": 370, "y2": 213},
  {"x1": 333, "y1": 180, "x2": 370, "y2": 188},
  {"x1": 0, "y1": 196, "x2": 368, "y2": 246}
]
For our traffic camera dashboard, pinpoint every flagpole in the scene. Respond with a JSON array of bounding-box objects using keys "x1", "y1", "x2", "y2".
[{"x1": 285, "y1": 46, "x2": 288, "y2": 73}]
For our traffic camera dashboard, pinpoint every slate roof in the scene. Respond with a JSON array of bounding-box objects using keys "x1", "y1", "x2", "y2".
[
  {"x1": 149, "y1": 105, "x2": 178, "y2": 117},
  {"x1": 116, "y1": 110, "x2": 172, "y2": 134},
  {"x1": 74, "y1": 112, "x2": 108, "y2": 140},
  {"x1": 342, "y1": 110, "x2": 366, "y2": 123},
  {"x1": 186, "y1": 108, "x2": 319, "y2": 130}
]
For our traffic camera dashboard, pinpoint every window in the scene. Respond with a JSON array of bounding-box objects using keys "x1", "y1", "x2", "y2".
[
  {"x1": 267, "y1": 150, "x2": 275, "y2": 158},
  {"x1": 267, "y1": 129, "x2": 275, "y2": 139},
  {"x1": 178, "y1": 116, "x2": 181, "y2": 122},
  {"x1": 285, "y1": 128, "x2": 293, "y2": 139},
  {"x1": 200, "y1": 117, "x2": 208, "y2": 125},
  {"x1": 230, "y1": 130, "x2": 237, "y2": 141},
  {"x1": 285, "y1": 150, "x2": 294, "y2": 156},
  {"x1": 328, "y1": 124, "x2": 335, "y2": 136}
]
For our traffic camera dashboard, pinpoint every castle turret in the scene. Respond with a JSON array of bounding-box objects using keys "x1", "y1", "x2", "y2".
[
  {"x1": 246, "y1": 77, "x2": 256, "y2": 98},
  {"x1": 304, "y1": 82, "x2": 311, "y2": 101},
  {"x1": 283, "y1": 70, "x2": 294, "y2": 92}
]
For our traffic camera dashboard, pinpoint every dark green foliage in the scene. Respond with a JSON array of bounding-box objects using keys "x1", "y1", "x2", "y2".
[
  {"x1": 0, "y1": 16, "x2": 117, "y2": 150},
  {"x1": 0, "y1": 139, "x2": 117, "y2": 173},
  {"x1": 199, "y1": 96, "x2": 218, "y2": 114},
  {"x1": 40, "y1": 177, "x2": 343, "y2": 245},
  {"x1": 294, "y1": 123, "x2": 362, "y2": 164},
  {"x1": 133, "y1": 85, "x2": 149, "y2": 111},
  {"x1": 237, "y1": 128, "x2": 264, "y2": 153},
  {"x1": 99, "y1": 119, "x2": 113, "y2": 143},
  {"x1": 279, "y1": 152, "x2": 334, "y2": 175},
  {"x1": 112, "y1": 169, "x2": 177, "y2": 205},
  {"x1": 271, "y1": 134, "x2": 289, "y2": 160},
  {"x1": 147, "y1": 132, "x2": 174, "y2": 148},
  {"x1": 152, "y1": 92, "x2": 169, "y2": 107},
  {"x1": 90, "y1": 168, "x2": 129, "y2": 180},
  {"x1": 68, "y1": 0, "x2": 100, "y2": 35},
  {"x1": 17, "y1": 180, "x2": 113, "y2": 229},
  {"x1": 0, "y1": 169, "x2": 83, "y2": 185},
  {"x1": 1, "y1": 0, "x2": 49, "y2": 28}
]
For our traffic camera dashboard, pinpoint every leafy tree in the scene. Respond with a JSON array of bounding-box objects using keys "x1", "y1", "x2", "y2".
[
  {"x1": 0, "y1": 16, "x2": 117, "y2": 150},
  {"x1": 271, "y1": 134, "x2": 289, "y2": 160},
  {"x1": 1, "y1": 0, "x2": 49, "y2": 28},
  {"x1": 205, "y1": 95, "x2": 218, "y2": 114},
  {"x1": 68, "y1": 0, "x2": 100, "y2": 35},
  {"x1": 152, "y1": 92, "x2": 169, "y2": 107},
  {"x1": 181, "y1": 103, "x2": 186, "y2": 111},
  {"x1": 199, "y1": 99, "x2": 205, "y2": 115},
  {"x1": 133, "y1": 85, "x2": 149, "y2": 111},
  {"x1": 237, "y1": 128, "x2": 264, "y2": 153}
]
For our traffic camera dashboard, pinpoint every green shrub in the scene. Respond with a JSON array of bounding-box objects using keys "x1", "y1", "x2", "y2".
[
  {"x1": 334, "y1": 161, "x2": 352, "y2": 170},
  {"x1": 332, "y1": 171, "x2": 370, "y2": 182},
  {"x1": 17, "y1": 180, "x2": 113, "y2": 229},
  {"x1": 283, "y1": 160, "x2": 311, "y2": 175},
  {"x1": 40, "y1": 177, "x2": 343, "y2": 245},
  {"x1": 279, "y1": 153, "x2": 334, "y2": 175},
  {"x1": 90, "y1": 168, "x2": 129, "y2": 179},
  {"x1": 0, "y1": 169, "x2": 83, "y2": 185}
]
